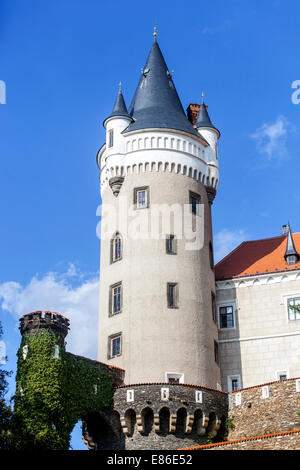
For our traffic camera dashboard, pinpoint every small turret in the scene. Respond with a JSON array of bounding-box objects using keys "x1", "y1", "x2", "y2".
[
  {"x1": 284, "y1": 226, "x2": 299, "y2": 265},
  {"x1": 19, "y1": 310, "x2": 69, "y2": 346}
]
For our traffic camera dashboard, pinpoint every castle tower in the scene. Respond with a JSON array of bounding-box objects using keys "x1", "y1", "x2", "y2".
[{"x1": 97, "y1": 36, "x2": 221, "y2": 389}]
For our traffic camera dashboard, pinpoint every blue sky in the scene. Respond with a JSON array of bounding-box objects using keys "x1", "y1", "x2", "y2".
[{"x1": 0, "y1": 0, "x2": 300, "y2": 449}]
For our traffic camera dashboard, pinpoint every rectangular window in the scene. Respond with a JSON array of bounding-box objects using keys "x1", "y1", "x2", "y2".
[
  {"x1": 276, "y1": 370, "x2": 289, "y2": 381},
  {"x1": 167, "y1": 283, "x2": 178, "y2": 308},
  {"x1": 287, "y1": 298, "x2": 300, "y2": 321},
  {"x1": 109, "y1": 282, "x2": 122, "y2": 316},
  {"x1": 211, "y1": 292, "x2": 217, "y2": 323},
  {"x1": 219, "y1": 305, "x2": 234, "y2": 329},
  {"x1": 166, "y1": 235, "x2": 177, "y2": 254},
  {"x1": 165, "y1": 372, "x2": 184, "y2": 384},
  {"x1": 189, "y1": 191, "x2": 201, "y2": 215},
  {"x1": 108, "y1": 129, "x2": 114, "y2": 148},
  {"x1": 214, "y1": 340, "x2": 219, "y2": 365},
  {"x1": 227, "y1": 375, "x2": 241, "y2": 392},
  {"x1": 134, "y1": 187, "x2": 149, "y2": 209},
  {"x1": 108, "y1": 333, "x2": 122, "y2": 359}
]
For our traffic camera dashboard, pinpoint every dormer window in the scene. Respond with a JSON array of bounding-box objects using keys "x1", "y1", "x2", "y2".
[
  {"x1": 108, "y1": 129, "x2": 114, "y2": 148},
  {"x1": 286, "y1": 255, "x2": 297, "y2": 265}
]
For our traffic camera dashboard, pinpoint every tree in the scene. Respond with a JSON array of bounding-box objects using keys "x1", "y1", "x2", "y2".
[{"x1": 0, "y1": 321, "x2": 12, "y2": 450}]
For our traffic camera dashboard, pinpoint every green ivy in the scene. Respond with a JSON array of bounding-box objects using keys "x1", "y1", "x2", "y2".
[{"x1": 11, "y1": 329, "x2": 114, "y2": 450}]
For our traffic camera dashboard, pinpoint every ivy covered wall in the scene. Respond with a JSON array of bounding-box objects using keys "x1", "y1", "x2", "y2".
[{"x1": 13, "y1": 317, "x2": 115, "y2": 451}]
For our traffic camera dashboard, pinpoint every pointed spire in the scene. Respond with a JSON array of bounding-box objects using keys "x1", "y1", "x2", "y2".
[
  {"x1": 123, "y1": 41, "x2": 198, "y2": 137},
  {"x1": 196, "y1": 98, "x2": 219, "y2": 136},
  {"x1": 284, "y1": 225, "x2": 299, "y2": 263},
  {"x1": 103, "y1": 85, "x2": 132, "y2": 126}
]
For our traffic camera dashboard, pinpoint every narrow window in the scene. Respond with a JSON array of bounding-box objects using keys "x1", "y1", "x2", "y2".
[
  {"x1": 219, "y1": 305, "x2": 234, "y2": 329},
  {"x1": 110, "y1": 282, "x2": 122, "y2": 316},
  {"x1": 134, "y1": 186, "x2": 149, "y2": 209},
  {"x1": 209, "y1": 242, "x2": 214, "y2": 270},
  {"x1": 231, "y1": 379, "x2": 238, "y2": 391},
  {"x1": 288, "y1": 298, "x2": 300, "y2": 321},
  {"x1": 214, "y1": 340, "x2": 219, "y2": 365},
  {"x1": 108, "y1": 333, "x2": 122, "y2": 359},
  {"x1": 167, "y1": 283, "x2": 178, "y2": 308},
  {"x1": 189, "y1": 191, "x2": 201, "y2": 215},
  {"x1": 111, "y1": 232, "x2": 122, "y2": 263},
  {"x1": 227, "y1": 375, "x2": 241, "y2": 392},
  {"x1": 211, "y1": 292, "x2": 217, "y2": 323},
  {"x1": 166, "y1": 234, "x2": 177, "y2": 254},
  {"x1": 108, "y1": 129, "x2": 114, "y2": 148},
  {"x1": 127, "y1": 390, "x2": 134, "y2": 402}
]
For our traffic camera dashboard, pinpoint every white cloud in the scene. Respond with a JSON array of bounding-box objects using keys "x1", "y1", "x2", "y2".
[
  {"x1": 0, "y1": 265, "x2": 100, "y2": 359},
  {"x1": 251, "y1": 115, "x2": 290, "y2": 162},
  {"x1": 214, "y1": 229, "x2": 247, "y2": 263}
]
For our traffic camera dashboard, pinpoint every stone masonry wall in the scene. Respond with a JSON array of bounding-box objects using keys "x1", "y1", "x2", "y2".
[
  {"x1": 109, "y1": 383, "x2": 228, "y2": 450},
  {"x1": 227, "y1": 378, "x2": 300, "y2": 440}
]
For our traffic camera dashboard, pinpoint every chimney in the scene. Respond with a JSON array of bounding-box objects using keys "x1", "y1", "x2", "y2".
[{"x1": 186, "y1": 103, "x2": 200, "y2": 125}]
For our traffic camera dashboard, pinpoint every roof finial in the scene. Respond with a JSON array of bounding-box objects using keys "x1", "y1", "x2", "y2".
[
  {"x1": 201, "y1": 91, "x2": 204, "y2": 104},
  {"x1": 153, "y1": 24, "x2": 158, "y2": 41},
  {"x1": 119, "y1": 81, "x2": 122, "y2": 92}
]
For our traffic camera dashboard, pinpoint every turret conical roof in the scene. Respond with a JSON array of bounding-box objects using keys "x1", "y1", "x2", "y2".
[
  {"x1": 104, "y1": 88, "x2": 132, "y2": 126},
  {"x1": 123, "y1": 41, "x2": 199, "y2": 137},
  {"x1": 196, "y1": 102, "x2": 220, "y2": 136},
  {"x1": 285, "y1": 226, "x2": 299, "y2": 259}
]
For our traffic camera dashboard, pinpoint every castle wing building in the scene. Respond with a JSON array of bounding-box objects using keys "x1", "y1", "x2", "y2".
[{"x1": 215, "y1": 226, "x2": 300, "y2": 391}]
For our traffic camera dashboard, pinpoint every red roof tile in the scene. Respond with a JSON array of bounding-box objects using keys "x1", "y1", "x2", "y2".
[{"x1": 215, "y1": 233, "x2": 300, "y2": 280}]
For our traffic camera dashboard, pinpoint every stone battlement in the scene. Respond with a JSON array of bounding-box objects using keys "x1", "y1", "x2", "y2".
[{"x1": 19, "y1": 311, "x2": 70, "y2": 345}]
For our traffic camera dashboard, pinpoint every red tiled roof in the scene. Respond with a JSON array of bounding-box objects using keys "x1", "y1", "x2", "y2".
[{"x1": 215, "y1": 233, "x2": 300, "y2": 281}]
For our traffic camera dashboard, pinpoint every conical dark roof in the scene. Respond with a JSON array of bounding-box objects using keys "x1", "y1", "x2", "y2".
[
  {"x1": 104, "y1": 88, "x2": 132, "y2": 125},
  {"x1": 123, "y1": 41, "x2": 199, "y2": 137},
  {"x1": 285, "y1": 226, "x2": 299, "y2": 259},
  {"x1": 196, "y1": 102, "x2": 219, "y2": 135}
]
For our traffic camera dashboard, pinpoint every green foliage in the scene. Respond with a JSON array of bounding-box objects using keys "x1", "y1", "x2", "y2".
[
  {"x1": 226, "y1": 415, "x2": 235, "y2": 430},
  {"x1": 11, "y1": 329, "x2": 114, "y2": 450},
  {"x1": 0, "y1": 321, "x2": 13, "y2": 450},
  {"x1": 206, "y1": 431, "x2": 216, "y2": 444}
]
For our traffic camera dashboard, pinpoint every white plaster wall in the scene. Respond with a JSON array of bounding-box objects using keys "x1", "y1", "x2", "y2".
[{"x1": 216, "y1": 275, "x2": 300, "y2": 390}]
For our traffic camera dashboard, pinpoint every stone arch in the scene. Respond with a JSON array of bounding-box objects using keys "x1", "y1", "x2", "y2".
[
  {"x1": 188, "y1": 167, "x2": 193, "y2": 178},
  {"x1": 157, "y1": 161, "x2": 163, "y2": 172},
  {"x1": 141, "y1": 407, "x2": 154, "y2": 436},
  {"x1": 159, "y1": 407, "x2": 170, "y2": 435},
  {"x1": 206, "y1": 411, "x2": 220, "y2": 438},
  {"x1": 151, "y1": 161, "x2": 156, "y2": 172},
  {"x1": 111, "y1": 410, "x2": 122, "y2": 439},
  {"x1": 175, "y1": 407, "x2": 187, "y2": 435},
  {"x1": 145, "y1": 162, "x2": 149, "y2": 172},
  {"x1": 83, "y1": 411, "x2": 115, "y2": 450},
  {"x1": 124, "y1": 409, "x2": 136, "y2": 437},
  {"x1": 164, "y1": 161, "x2": 169, "y2": 172},
  {"x1": 170, "y1": 162, "x2": 175, "y2": 173},
  {"x1": 192, "y1": 409, "x2": 203, "y2": 436},
  {"x1": 182, "y1": 165, "x2": 187, "y2": 175},
  {"x1": 215, "y1": 415, "x2": 227, "y2": 442}
]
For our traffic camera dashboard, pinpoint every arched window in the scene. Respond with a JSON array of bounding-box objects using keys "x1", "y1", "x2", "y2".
[{"x1": 111, "y1": 232, "x2": 122, "y2": 263}]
